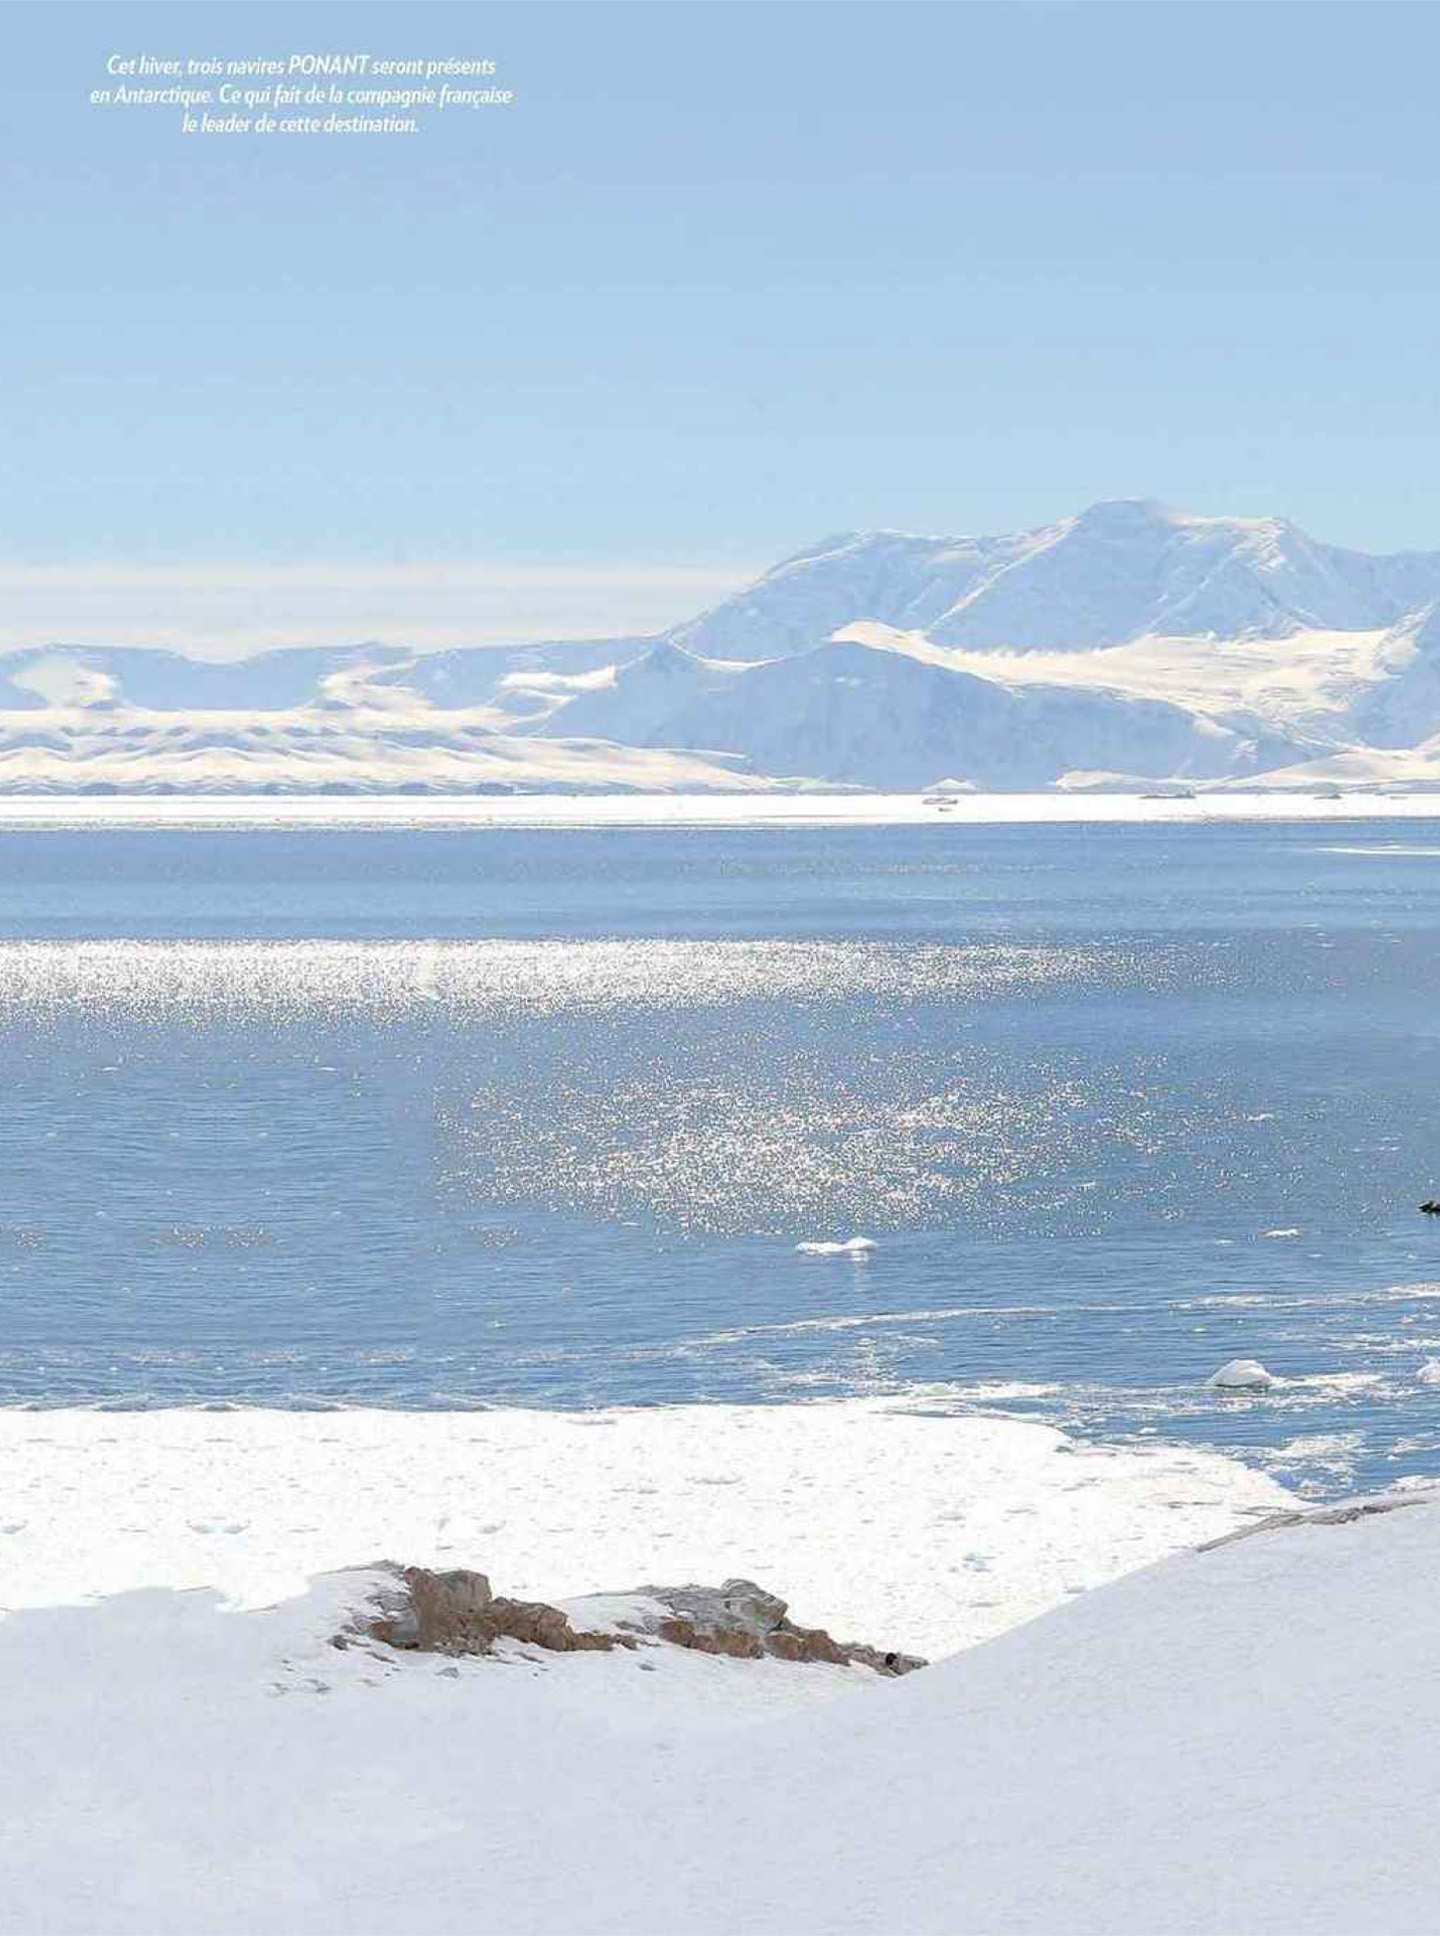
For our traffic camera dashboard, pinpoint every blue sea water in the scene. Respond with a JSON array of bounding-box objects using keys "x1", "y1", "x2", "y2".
[{"x1": 4, "y1": 815, "x2": 1440, "y2": 1495}]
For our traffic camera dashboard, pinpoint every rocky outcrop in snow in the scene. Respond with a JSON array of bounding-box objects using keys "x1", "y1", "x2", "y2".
[
  {"x1": 625, "y1": 1579, "x2": 924, "y2": 1674},
  {"x1": 343, "y1": 1564, "x2": 925, "y2": 1675},
  {"x1": 352, "y1": 1564, "x2": 621, "y2": 1656}
]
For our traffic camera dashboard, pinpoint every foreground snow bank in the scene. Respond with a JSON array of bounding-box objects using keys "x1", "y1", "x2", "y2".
[
  {"x1": 0, "y1": 1400, "x2": 1291, "y2": 1655},
  {"x1": 4, "y1": 1489, "x2": 1439, "y2": 1934}
]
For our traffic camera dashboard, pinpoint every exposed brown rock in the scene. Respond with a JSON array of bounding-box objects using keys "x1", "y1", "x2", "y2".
[
  {"x1": 654, "y1": 1615, "x2": 765, "y2": 1660},
  {"x1": 358, "y1": 1565, "x2": 625, "y2": 1657},
  {"x1": 345, "y1": 1565, "x2": 924, "y2": 1676},
  {"x1": 492, "y1": 1597, "x2": 621, "y2": 1654},
  {"x1": 622, "y1": 1579, "x2": 925, "y2": 1676}
]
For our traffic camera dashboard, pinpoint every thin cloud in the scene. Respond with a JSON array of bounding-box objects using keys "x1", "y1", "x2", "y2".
[{"x1": 0, "y1": 560, "x2": 754, "y2": 660}]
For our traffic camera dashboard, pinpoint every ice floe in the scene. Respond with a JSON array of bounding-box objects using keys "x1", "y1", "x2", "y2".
[{"x1": 1205, "y1": 1358, "x2": 1277, "y2": 1390}]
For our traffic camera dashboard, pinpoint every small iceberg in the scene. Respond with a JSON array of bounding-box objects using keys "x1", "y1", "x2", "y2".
[
  {"x1": 1206, "y1": 1358, "x2": 1277, "y2": 1391},
  {"x1": 1418, "y1": 1361, "x2": 1440, "y2": 1388},
  {"x1": 795, "y1": 1237, "x2": 877, "y2": 1257}
]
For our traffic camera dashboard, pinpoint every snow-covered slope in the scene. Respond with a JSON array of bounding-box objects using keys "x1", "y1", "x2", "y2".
[
  {"x1": 0, "y1": 640, "x2": 627, "y2": 715},
  {"x1": 675, "y1": 499, "x2": 1440, "y2": 659},
  {"x1": 519, "y1": 504, "x2": 1440, "y2": 789},
  {"x1": 1342, "y1": 603, "x2": 1440, "y2": 748},
  {"x1": 11, "y1": 1472, "x2": 1440, "y2": 1933},
  {"x1": 524, "y1": 638, "x2": 751, "y2": 745},
  {"x1": 0, "y1": 653, "x2": 779, "y2": 795},
  {"x1": 526, "y1": 634, "x2": 1311, "y2": 788},
  {"x1": 12, "y1": 503, "x2": 1440, "y2": 791},
  {"x1": 0, "y1": 709, "x2": 771, "y2": 795}
]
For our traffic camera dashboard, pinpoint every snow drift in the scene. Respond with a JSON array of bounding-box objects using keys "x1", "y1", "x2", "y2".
[{"x1": 6, "y1": 1480, "x2": 1440, "y2": 1934}]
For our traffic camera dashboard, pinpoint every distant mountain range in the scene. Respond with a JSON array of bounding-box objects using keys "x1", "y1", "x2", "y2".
[{"x1": 10, "y1": 500, "x2": 1440, "y2": 793}]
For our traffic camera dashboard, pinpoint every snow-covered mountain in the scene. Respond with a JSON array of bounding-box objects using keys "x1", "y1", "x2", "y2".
[
  {"x1": 1341, "y1": 603, "x2": 1440, "y2": 748},
  {"x1": 11, "y1": 502, "x2": 1440, "y2": 792},
  {"x1": 0, "y1": 649, "x2": 773, "y2": 796},
  {"x1": 674, "y1": 500, "x2": 1440, "y2": 659},
  {"x1": 518, "y1": 502, "x2": 1440, "y2": 790},
  {"x1": 523, "y1": 634, "x2": 1307, "y2": 790}
]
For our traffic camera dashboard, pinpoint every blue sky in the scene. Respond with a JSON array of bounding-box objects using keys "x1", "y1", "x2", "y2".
[{"x1": 4, "y1": 1, "x2": 1440, "y2": 648}]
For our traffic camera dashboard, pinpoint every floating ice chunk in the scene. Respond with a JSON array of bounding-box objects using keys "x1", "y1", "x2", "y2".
[
  {"x1": 1418, "y1": 1360, "x2": 1440, "y2": 1388},
  {"x1": 1206, "y1": 1358, "x2": 1277, "y2": 1391},
  {"x1": 1261, "y1": 1228, "x2": 1300, "y2": 1239},
  {"x1": 795, "y1": 1237, "x2": 877, "y2": 1257}
]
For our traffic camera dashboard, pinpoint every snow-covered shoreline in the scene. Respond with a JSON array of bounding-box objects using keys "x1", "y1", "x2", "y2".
[
  {"x1": 6, "y1": 1450, "x2": 1440, "y2": 1932},
  {"x1": 0, "y1": 788, "x2": 1435, "y2": 829},
  {"x1": 0, "y1": 1400, "x2": 1292, "y2": 1656}
]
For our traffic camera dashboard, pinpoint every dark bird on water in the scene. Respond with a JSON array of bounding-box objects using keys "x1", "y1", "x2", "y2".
[{"x1": 1421, "y1": 1201, "x2": 1440, "y2": 1215}]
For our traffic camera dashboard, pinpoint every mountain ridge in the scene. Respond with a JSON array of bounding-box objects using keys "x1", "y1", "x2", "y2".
[
  {"x1": 672, "y1": 499, "x2": 1440, "y2": 662},
  {"x1": 10, "y1": 502, "x2": 1440, "y2": 791}
]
